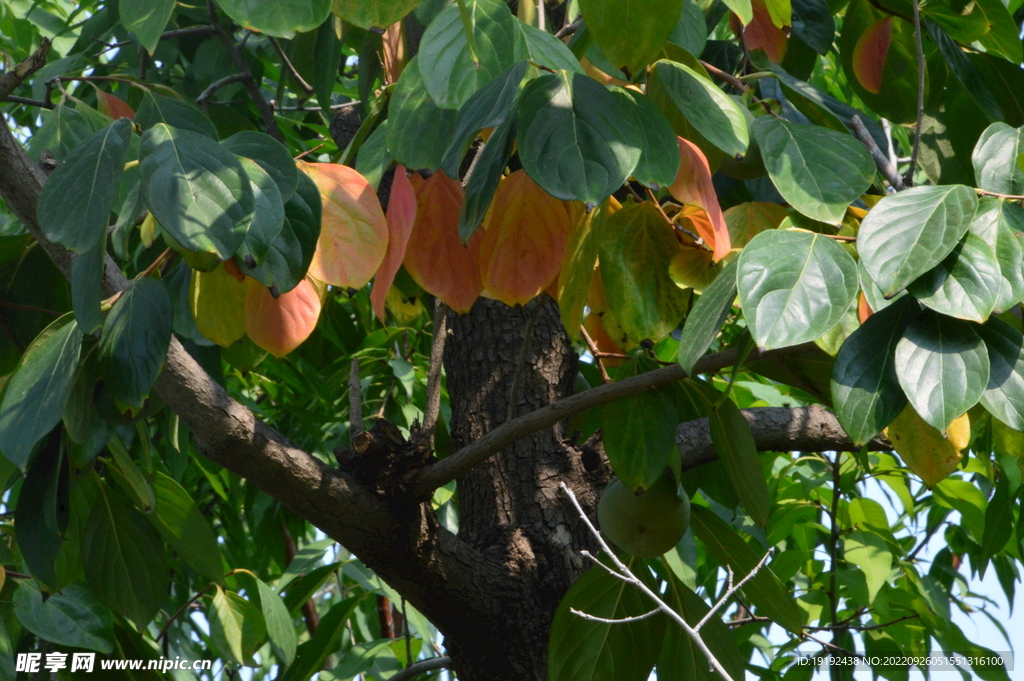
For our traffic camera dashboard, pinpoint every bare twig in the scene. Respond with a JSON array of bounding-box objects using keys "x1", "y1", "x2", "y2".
[
  {"x1": 0, "y1": 300, "x2": 62, "y2": 317},
  {"x1": 579, "y1": 325, "x2": 612, "y2": 383},
  {"x1": 195, "y1": 72, "x2": 247, "y2": 106},
  {"x1": 95, "y1": 26, "x2": 217, "y2": 54},
  {"x1": 420, "y1": 301, "x2": 448, "y2": 441},
  {"x1": 208, "y1": 0, "x2": 283, "y2": 142},
  {"x1": 555, "y1": 17, "x2": 583, "y2": 39},
  {"x1": 851, "y1": 115, "x2": 904, "y2": 191},
  {"x1": 269, "y1": 37, "x2": 315, "y2": 95},
  {"x1": 1, "y1": 95, "x2": 52, "y2": 108},
  {"x1": 560, "y1": 483, "x2": 736, "y2": 681},
  {"x1": 726, "y1": 616, "x2": 772, "y2": 627},
  {"x1": 349, "y1": 357, "x2": 364, "y2": 437},
  {"x1": 388, "y1": 657, "x2": 452, "y2": 681},
  {"x1": 977, "y1": 189, "x2": 1024, "y2": 201},
  {"x1": 907, "y1": 0, "x2": 925, "y2": 184},
  {"x1": 570, "y1": 607, "x2": 661, "y2": 624},
  {"x1": 157, "y1": 586, "x2": 213, "y2": 643},
  {"x1": 807, "y1": 613, "x2": 919, "y2": 632},
  {"x1": 0, "y1": 38, "x2": 51, "y2": 101},
  {"x1": 694, "y1": 547, "x2": 774, "y2": 631},
  {"x1": 827, "y1": 454, "x2": 843, "y2": 681}
]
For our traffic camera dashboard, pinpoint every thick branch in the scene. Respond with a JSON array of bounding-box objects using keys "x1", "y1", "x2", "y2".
[
  {"x1": 677, "y1": 405, "x2": 890, "y2": 470},
  {"x1": 851, "y1": 115, "x2": 904, "y2": 191},
  {"x1": 0, "y1": 39, "x2": 51, "y2": 101},
  {"x1": 407, "y1": 344, "x2": 818, "y2": 497}
]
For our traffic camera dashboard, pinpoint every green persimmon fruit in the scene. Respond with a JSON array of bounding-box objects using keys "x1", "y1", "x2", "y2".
[{"x1": 597, "y1": 475, "x2": 691, "y2": 559}]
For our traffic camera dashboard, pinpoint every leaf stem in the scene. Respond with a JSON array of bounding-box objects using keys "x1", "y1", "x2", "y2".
[
  {"x1": 907, "y1": 0, "x2": 925, "y2": 184},
  {"x1": 454, "y1": 0, "x2": 482, "y2": 69}
]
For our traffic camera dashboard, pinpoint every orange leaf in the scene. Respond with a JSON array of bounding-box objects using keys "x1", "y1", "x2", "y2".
[
  {"x1": 668, "y1": 138, "x2": 731, "y2": 262},
  {"x1": 245, "y1": 277, "x2": 322, "y2": 357},
  {"x1": 93, "y1": 86, "x2": 135, "y2": 120},
  {"x1": 382, "y1": 21, "x2": 406, "y2": 83},
  {"x1": 299, "y1": 161, "x2": 389, "y2": 289},
  {"x1": 858, "y1": 292, "x2": 873, "y2": 323},
  {"x1": 371, "y1": 166, "x2": 417, "y2": 323},
  {"x1": 853, "y1": 17, "x2": 892, "y2": 95},
  {"x1": 403, "y1": 172, "x2": 483, "y2": 313},
  {"x1": 478, "y1": 170, "x2": 572, "y2": 307},
  {"x1": 737, "y1": 0, "x2": 788, "y2": 63}
]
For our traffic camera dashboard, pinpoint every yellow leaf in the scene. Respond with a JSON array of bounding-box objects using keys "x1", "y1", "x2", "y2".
[
  {"x1": 884, "y1": 405, "x2": 968, "y2": 488},
  {"x1": 190, "y1": 264, "x2": 248, "y2": 347},
  {"x1": 669, "y1": 247, "x2": 720, "y2": 292}
]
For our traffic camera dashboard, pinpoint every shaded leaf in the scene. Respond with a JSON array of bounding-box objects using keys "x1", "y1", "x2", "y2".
[
  {"x1": 458, "y1": 112, "x2": 517, "y2": 242},
  {"x1": 852, "y1": 17, "x2": 891, "y2": 95},
  {"x1": 894, "y1": 311, "x2": 989, "y2": 432},
  {"x1": 120, "y1": 0, "x2": 175, "y2": 54},
  {"x1": 209, "y1": 587, "x2": 266, "y2": 666},
  {"x1": 614, "y1": 88, "x2": 680, "y2": 191},
  {"x1": 216, "y1": 0, "x2": 330, "y2": 38},
  {"x1": 254, "y1": 577, "x2": 297, "y2": 666},
  {"x1": 135, "y1": 92, "x2": 219, "y2": 140},
  {"x1": 371, "y1": 167, "x2": 417, "y2": 323},
  {"x1": 977, "y1": 318, "x2": 1024, "y2": 431},
  {"x1": 709, "y1": 398, "x2": 771, "y2": 527},
  {"x1": 246, "y1": 170, "x2": 322, "y2": 295},
  {"x1": 37, "y1": 118, "x2": 131, "y2": 254},
  {"x1": 558, "y1": 201, "x2": 608, "y2": 340},
  {"x1": 0, "y1": 315, "x2": 81, "y2": 471},
  {"x1": 677, "y1": 259, "x2": 738, "y2": 375},
  {"x1": 280, "y1": 595, "x2": 363, "y2": 681},
  {"x1": 149, "y1": 472, "x2": 224, "y2": 584},
  {"x1": 386, "y1": 55, "x2": 459, "y2": 171},
  {"x1": 580, "y1": 0, "x2": 684, "y2": 72},
  {"x1": 517, "y1": 71, "x2": 642, "y2": 206},
  {"x1": 331, "y1": 0, "x2": 418, "y2": 29},
  {"x1": 14, "y1": 432, "x2": 66, "y2": 588},
  {"x1": 236, "y1": 158, "x2": 286, "y2": 268},
  {"x1": 14, "y1": 582, "x2": 113, "y2": 654},
  {"x1": 599, "y1": 201, "x2": 691, "y2": 342},
  {"x1": 98, "y1": 278, "x2": 172, "y2": 410},
  {"x1": 222, "y1": 130, "x2": 300, "y2": 203}
]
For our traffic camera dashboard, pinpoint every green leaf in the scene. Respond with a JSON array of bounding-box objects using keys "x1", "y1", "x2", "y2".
[
  {"x1": 907, "y1": 232, "x2": 1001, "y2": 323},
  {"x1": 602, "y1": 359, "x2": 680, "y2": 491},
  {"x1": 579, "y1": 0, "x2": 684, "y2": 72},
  {"x1": 13, "y1": 432, "x2": 66, "y2": 588},
  {"x1": 843, "y1": 530, "x2": 892, "y2": 604},
  {"x1": 71, "y1": 234, "x2": 106, "y2": 334},
  {"x1": 517, "y1": 71, "x2": 642, "y2": 206},
  {"x1": 418, "y1": 0, "x2": 519, "y2": 110},
  {"x1": 709, "y1": 398, "x2": 771, "y2": 527},
  {"x1": 106, "y1": 434, "x2": 155, "y2": 513},
  {"x1": 970, "y1": 199, "x2": 1024, "y2": 314},
  {"x1": 972, "y1": 123, "x2": 1024, "y2": 197},
  {"x1": 668, "y1": 1, "x2": 708, "y2": 58},
  {"x1": 140, "y1": 123, "x2": 254, "y2": 260},
  {"x1": 688, "y1": 505, "x2": 803, "y2": 634},
  {"x1": 548, "y1": 559, "x2": 666, "y2": 681},
  {"x1": 149, "y1": 472, "x2": 224, "y2": 583},
  {"x1": 334, "y1": 639, "x2": 395, "y2": 678},
  {"x1": 280, "y1": 595, "x2": 363, "y2": 681},
  {"x1": 222, "y1": 130, "x2": 300, "y2": 203},
  {"x1": 615, "y1": 88, "x2": 680, "y2": 190},
  {"x1": 29, "y1": 104, "x2": 97, "y2": 161},
  {"x1": 653, "y1": 60, "x2": 749, "y2": 159},
  {"x1": 210, "y1": 587, "x2": 267, "y2": 667},
  {"x1": 331, "y1": 0, "x2": 417, "y2": 28},
  {"x1": 235, "y1": 158, "x2": 286, "y2": 268},
  {"x1": 314, "y1": 17, "x2": 343, "y2": 113},
  {"x1": 752, "y1": 117, "x2": 873, "y2": 224},
  {"x1": 895, "y1": 311, "x2": 990, "y2": 432},
  {"x1": 980, "y1": 472, "x2": 1013, "y2": 565},
  {"x1": 928, "y1": 20, "x2": 1005, "y2": 123},
  {"x1": 254, "y1": 577, "x2": 297, "y2": 665},
  {"x1": 0, "y1": 315, "x2": 82, "y2": 471},
  {"x1": 37, "y1": 118, "x2": 131, "y2": 254},
  {"x1": 83, "y1": 479, "x2": 169, "y2": 628},
  {"x1": 246, "y1": 170, "x2": 322, "y2": 294},
  {"x1": 720, "y1": 0, "x2": 753, "y2": 23},
  {"x1": 216, "y1": 0, "x2": 330, "y2": 38},
  {"x1": 858, "y1": 185, "x2": 979, "y2": 297},
  {"x1": 14, "y1": 582, "x2": 114, "y2": 654},
  {"x1": 120, "y1": 0, "x2": 175, "y2": 54},
  {"x1": 977, "y1": 318, "x2": 1024, "y2": 431},
  {"x1": 677, "y1": 260, "x2": 737, "y2": 375},
  {"x1": 386, "y1": 55, "x2": 459, "y2": 171},
  {"x1": 354, "y1": 122, "x2": 393, "y2": 190},
  {"x1": 97, "y1": 278, "x2": 172, "y2": 410},
  {"x1": 831, "y1": 297, "x2": 916, "y2": 446},
  {"x1": 974, "y1": 0, "x2": 1023, "y2": 64},
  {"x1": 736, "y1": 230, "x2": 859, "y2": 349},
  {"x1": 458, "y1": 112, "x2": 517, "y2": 242},
  {"x1": 135, "y1": 92, "x2": 219, "y2": 140},
  {"x1": 281, "y1": 563, "x2": 341, "y2": 615},
  {"x1": 598, "y1": 201, "x2": 691, "y2": 341},
  {"x1": 657, "y1": 574, "x2": 747, "y2": 681},
  {"x1": 441, "y1": 60, "x2": 526, "y2": 179},
  {"x1": 558, "y1": 202, "x2": 602, "y2": 340},
  {"x1": 515, "y1": 21, "x2": 585, "y2": 74}
]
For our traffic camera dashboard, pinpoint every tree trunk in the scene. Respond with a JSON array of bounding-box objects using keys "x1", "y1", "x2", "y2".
[{"x1": 441, "y1": 296, "x2": 609, "y2": 680}]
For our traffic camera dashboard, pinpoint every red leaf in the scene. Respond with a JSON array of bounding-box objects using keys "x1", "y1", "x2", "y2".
[
  {"x1": 736, "y1": 0, "x2": 788, "y2": 63},
  {"x1": 245, "y1": 277, "x2": 322, "y2": 357},
  {"x1": 94, "y1": 87, "x2": 136, "y2": 120},
  {"x1": 853, "y1": 17, "x2": 892, "y2": 95},
  {"x1": 479, "y1": 170, "x2": 572, "y2": 307},
  {"x1": 299, "y1": 161, "x2": 389, "y2": 288},
  {"x1": 371, "y1": 166, "x2": 417, "y2": 323},
  {"x1": 667, "y1": 138, "x2": 732, "y2": 262},
  {"x1": 403, "y1": 172, "x2": 483, "y2": 313}
]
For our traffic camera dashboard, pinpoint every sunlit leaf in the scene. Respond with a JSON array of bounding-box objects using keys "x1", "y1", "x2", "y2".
[
  {"x1": 579, "y1": 0, "x2": 684, "y2": 72},
  {"x1": 216, "y1": 0, "x2": 330, "y2": 38},
  {"x1": 245, "y1": 278, "x2": 322, "y2": 358},
  {"x1": 884, "y1": 405, "x2": 969, "y2": 488},
  {"x1": 668, "y1": 137, "x2": 731, "y2": 261},
  {"x1": 371, "y1": 167, "x2": 417, "y2": 323}
]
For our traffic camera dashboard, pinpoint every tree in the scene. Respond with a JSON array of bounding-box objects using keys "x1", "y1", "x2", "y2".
[{"x1": 0, "y1": 0, "x2": 1022, "y2": 679}]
